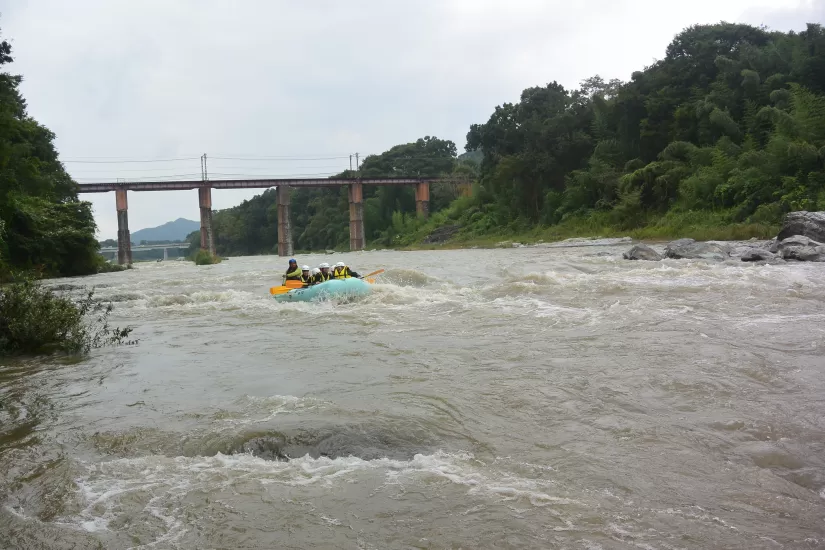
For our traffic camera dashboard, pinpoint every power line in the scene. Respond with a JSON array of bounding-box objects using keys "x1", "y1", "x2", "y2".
[
  {"x1": 210, "y1": 155, "x2": 351, "y2": 161},
  {"x1": 63, "y1": 157, "x2": 201, "y2": 164}
]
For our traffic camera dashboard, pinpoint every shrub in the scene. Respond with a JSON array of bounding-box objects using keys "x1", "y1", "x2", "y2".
[
  {"x1": 193, "y1": 249, "x2": 222, "y2": 265},
  {"x1": 0, "y1": 277, "x2": 136, "y2": 355}
]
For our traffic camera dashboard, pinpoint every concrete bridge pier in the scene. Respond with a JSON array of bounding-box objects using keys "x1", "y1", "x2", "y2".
[
  {"x1": 277, "y1": 185, "x2": 293, "y2": 257},
  {"x1": 198, "y1": 186, "x2": 215, "y2": 255},
  {"x1": 115, "y1": 189, "x2": 132, "y2": 265},
  {"x1": 163, "y1": 248, "x2": 169, "y2": 261},
  {"x1": 349, "y1": 181, "x2": 365, "y2": 251},
  {"x1": 415, "y1": 181, "x2": 430, "y2": 218}
]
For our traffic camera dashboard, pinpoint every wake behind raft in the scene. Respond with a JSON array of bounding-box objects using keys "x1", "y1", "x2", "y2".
[{"x1": 272, "y1": 278, "x2": 372, "y2": 303}]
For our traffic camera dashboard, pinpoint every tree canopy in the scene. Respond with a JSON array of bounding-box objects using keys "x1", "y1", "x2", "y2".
[
  {"x1": 0, "y1": 27, "x2": 101, "y2": 279},
  {"x1": 198, "y1": 22, "x2": 825, "y2": 253}
]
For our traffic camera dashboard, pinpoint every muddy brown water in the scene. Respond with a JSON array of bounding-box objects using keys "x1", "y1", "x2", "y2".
[{"x1": 1, "y1": 246, "x2": 824, "y2": 549}]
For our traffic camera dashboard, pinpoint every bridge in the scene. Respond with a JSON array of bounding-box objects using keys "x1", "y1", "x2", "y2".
[
  {"x1": 99, "y1": 242, "x2": 190, "y2": 262},
  {"x1": 78, "y1": 177, "x2": 437, "y2": 265}
]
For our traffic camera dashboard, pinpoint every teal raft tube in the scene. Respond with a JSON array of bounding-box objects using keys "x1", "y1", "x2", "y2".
[{"x1": 272, "y1": 278, "x2": 372, "y2": 303}]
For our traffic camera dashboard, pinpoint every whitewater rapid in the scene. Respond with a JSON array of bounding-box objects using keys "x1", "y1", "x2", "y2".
[{"x1": 2, "y1": 246, "x2": 824, "y2": 549}]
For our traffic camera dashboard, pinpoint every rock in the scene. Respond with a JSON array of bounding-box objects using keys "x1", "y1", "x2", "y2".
[
  {"x1": 772, "y1": 235, "x2": 825, "y2": 261},
  {"x1": 739, "y1": 248, "x2": 776, "y2": 262},
  {"x1": 622, "y1": 244, "x2": 663, "y2": 261},
  {"x1": 512, "y1": 242, "x2": 524, "y2": 248},
  {"x1": 777, "y1": 211, "x2": 825, "y2": 243},
  {"x1": 664, "y1": 239, "x2": 729, "y2": 261},
  {"x1": 325, "y1": 249, "x2": 335, "y2": 254},
  {"x1": 422, "y1": 224, "x2": 460, "y2": 244}
]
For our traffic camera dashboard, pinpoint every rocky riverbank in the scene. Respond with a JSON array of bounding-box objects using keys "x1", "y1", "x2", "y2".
[{"x1": 621, "y1": 211, "x2": 825, "y2": 264}]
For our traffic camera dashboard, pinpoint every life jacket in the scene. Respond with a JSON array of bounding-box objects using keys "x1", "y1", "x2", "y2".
[
  {"x1": 285, "y1": 266, "x2": 302, "y2": 280},
  {"x1": 301, "y1": 273, "x2": 312, "y2": 287},
  {"x1": 315, "y1": 271, "x2": 331, "y2": 283},
  {"x1": 333, "y1": 266, "x2": 351, "y2": 279}
]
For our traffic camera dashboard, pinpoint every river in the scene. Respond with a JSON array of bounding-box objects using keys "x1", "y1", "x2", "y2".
[{"x1": 1, "y1": 245, "x2": 824, "y2": 549}]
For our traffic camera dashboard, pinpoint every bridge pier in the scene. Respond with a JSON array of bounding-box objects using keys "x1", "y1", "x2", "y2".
[
  {"x1": 115, "y1": 189, "x2": 132, "y2": 265},
  {"x1": 277, "y1": 185, "x2": 293, "y2": 257},
  {"x1": 163, "y1": 247, "x2": 168, "y2": 261},
  {"x1": 198, "y1": 186, "x2": 215, "y2": 255},
  {"x1": 415, "y1": 181, "x2": 430, "y2": 218},
  {"x1": 349, "y1": 181, "x2": 365, "y2": 251}
]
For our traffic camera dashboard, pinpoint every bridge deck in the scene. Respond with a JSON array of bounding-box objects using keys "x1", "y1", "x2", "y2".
[{"x1": 77, "y1": 177, "x2": 438, "y2": 193}]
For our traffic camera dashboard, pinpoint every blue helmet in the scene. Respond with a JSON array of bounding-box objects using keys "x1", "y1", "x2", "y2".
[{"x1": 289, "y1": 258, "x2": 297, "y2": 263}]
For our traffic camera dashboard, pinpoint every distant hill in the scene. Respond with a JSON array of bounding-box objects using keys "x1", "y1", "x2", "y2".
[{"x1": 130, "y1": 218, "x2": 200, "y2": 243}]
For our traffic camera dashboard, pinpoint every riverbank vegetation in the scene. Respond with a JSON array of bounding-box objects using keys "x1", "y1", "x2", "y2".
[
  {"x1": 0, "y1": 276, "x2": 135, "y2": 355},
  {"x1": 0, "y1": 28, "x2": 106, "y2": 280},
  {"x1": 0, "y1": 26, "x2": 133, "y2": 356},
  {"x1": 192, "y1": 249, "x2": 222, "y2": 265},
  {"x1": 203, "y1": 22, "x2": 825, "y2": 254}
]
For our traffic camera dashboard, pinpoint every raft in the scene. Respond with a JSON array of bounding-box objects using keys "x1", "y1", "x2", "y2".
[{"x1": 272, "y1": 278, "x2": 372, "y2": 303}]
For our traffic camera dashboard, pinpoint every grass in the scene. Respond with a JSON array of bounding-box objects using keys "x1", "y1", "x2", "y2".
[{"x1": 396, "y1": 209, "x2": 780, "y2": 250}]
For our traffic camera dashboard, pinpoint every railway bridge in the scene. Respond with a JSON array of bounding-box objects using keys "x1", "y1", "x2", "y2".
[{"x1": 77, "y1": 177, "x2": 435, "y2": 265}]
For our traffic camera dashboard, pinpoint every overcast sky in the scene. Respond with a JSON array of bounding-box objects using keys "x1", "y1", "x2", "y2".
[{"x1": 3, "y1": 0, "x2": 823, "y2": 239}]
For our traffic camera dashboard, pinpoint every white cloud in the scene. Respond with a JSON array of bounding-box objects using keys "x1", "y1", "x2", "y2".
[{"x1": 2, "y1": 0, "x2": 817, "y2": 238}]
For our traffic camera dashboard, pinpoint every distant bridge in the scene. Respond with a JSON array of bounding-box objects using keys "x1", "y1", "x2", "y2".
[
  {"x1": 99, "y1": 242, "x2": 190, "y2": 262},
  {"x1": 78, "y1": 177, "x2": 440, "y2": 265}
]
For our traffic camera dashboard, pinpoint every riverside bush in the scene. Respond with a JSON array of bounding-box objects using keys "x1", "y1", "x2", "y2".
[
  {"x1": 193, "y1": 249, "x2": 222, "y2": 265},
  {"x1": 0, "y1": 277, "x2": 135, "y2": 355}
]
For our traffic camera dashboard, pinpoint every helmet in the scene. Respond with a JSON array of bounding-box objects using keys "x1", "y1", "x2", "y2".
[
  {"x1": 289, "y1": 258, "x2": 297, "y2": 264},
  {"x1": 311, "y1": 268, "x2": 320, "y2": 275},
  {"x1": 335, "y1": 262, "x2": 346, "y2": 268},
  {"x1": 319, "y1": 262, "x2": 330, "y2": 269},
  {"x1": 301, "y1": 265, "x2": 310, "y2": 271}
]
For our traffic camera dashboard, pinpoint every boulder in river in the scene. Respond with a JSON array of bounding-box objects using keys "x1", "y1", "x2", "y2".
[
  {"x1": 664, "y1": 239, "x2": 729, "y2": 261},
  {"x1": 777, "y1": 211, "x2": 825, "y2": 243},
  {"x1": 770, "y1": 235, "x2": 825, "y2": 262},
  {"x1": 622, "y1": 244, "x2": 662, "y2": 261},
  {"x1": 739, "y1": 248, "x2": 776, "y2": 262}
]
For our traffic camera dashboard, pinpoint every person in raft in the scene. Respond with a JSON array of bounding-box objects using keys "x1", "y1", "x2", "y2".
[
  {"x1": 284, "y1": 259, "x2": 302, "y2": 281},
  {"x1": 300, "y1": 265, "x2": 313, "y2": 287},
  {"x1": 332, "y1": 261, "x2": 359, "y2": 279},
  {"x1": 313, "y1": 262, "x2": 333, "y2": 284}
]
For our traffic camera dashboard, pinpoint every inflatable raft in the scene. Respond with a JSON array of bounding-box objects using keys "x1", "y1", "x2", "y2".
[{"x1": 272, "y1": 278, "x2": 372, "y2": 303}]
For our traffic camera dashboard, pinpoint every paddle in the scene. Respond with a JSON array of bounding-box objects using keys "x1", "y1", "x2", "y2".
[
  {"x1": 358, "y1": 269, "x2": 384, "y2": 279},
  {"x1": 269, "y1": 279, "x2": 304, "y2": 294}
]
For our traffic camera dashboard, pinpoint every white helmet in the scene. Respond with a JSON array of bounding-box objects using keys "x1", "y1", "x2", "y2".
[
  {"x1": 335, "y1": 261, "x2": 346, "y2": 268},
  {"x1": 301, "y1": 265, "x2": 310, "y2": 271},
  {"x1": 311, "y1": 268, "x2": 320, "y2": 275},
  {"x1": 319, "y1": 262, "x2": 330, "y2": 269}
]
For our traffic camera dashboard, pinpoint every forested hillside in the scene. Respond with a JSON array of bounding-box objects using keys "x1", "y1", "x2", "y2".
[
  {"x1": 200, "y1": 22, "x2": 825, "y2": 254},
  {"x1": 194, "y1": 136, "x2": 476, "y2": 254},
  {"x1": 0, "y1": 28, "x2": 102, "y2": 279}
]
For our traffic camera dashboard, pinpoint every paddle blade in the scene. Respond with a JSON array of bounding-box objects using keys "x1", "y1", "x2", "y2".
[
  {"x1": 270, "y1": 285, "x2": 292, "y2": 294},
  {"x1": 284, "y1": 280, "x2": 304, "y2": 288},
  {"x1": 360, "y1": 269, "x2": 385, "y2": 279},
  {"x1": 364, "y1": 277, "x2": 376, "y2": 284}
]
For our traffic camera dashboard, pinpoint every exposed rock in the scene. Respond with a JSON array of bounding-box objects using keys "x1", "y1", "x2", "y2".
[
  {"x1": 622, "y1": 244, "x2": 663, "y2": 261},
  {"x1": 664, "y1": 239, "x2": 729, "y2": 261},
  {"x1": 422, "y1": 224, "x2": 460, "y2": 244},
  {"x1": 512, "y1": 242, "x2": 524, "y2": 248},
  {"x1": 739, "y1": 248, "x2": 776, "y2": 262},
  {"x1": 771, "y1": 235, "x2": 825, "y2": 262},
  {"x1": 325, "y1": 249, "x2": 336, "y2": 254},
  {"x1": 777, "y1": 211, "x2": 825, "y2": 243},
  {"x1": 534, "y1": 237, "x2": 632, "y2": 249}
]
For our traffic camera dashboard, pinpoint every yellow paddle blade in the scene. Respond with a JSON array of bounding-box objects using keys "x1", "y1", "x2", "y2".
[
  {"x1": 360, "y1": 269, "x2": 385, "y2": 279},
  {"x1": 365, "y1": 277, "x2": 376, "y2": 284},
  {"x1": 270, "y1": 280, "x2": 304, "y2": 294}
]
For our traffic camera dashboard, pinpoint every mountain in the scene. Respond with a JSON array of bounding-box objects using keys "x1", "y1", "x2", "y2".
[{"x1": 130, "y1": 218, "x2": 200, "y2": 243}]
